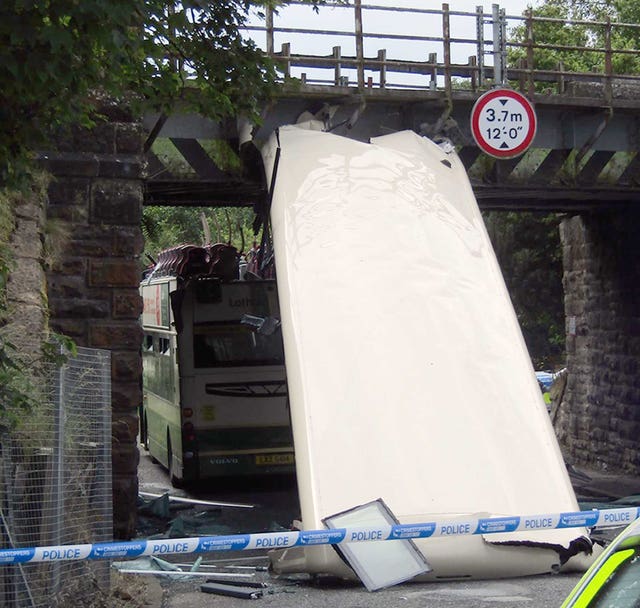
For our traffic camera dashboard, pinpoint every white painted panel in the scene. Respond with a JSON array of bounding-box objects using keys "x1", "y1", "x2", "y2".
[{"x1": 263, "y1": 126, "x2": 594, "y2": 579}]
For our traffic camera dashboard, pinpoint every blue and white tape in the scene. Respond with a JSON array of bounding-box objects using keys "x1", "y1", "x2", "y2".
[{"x1": 0, "y1": 507, "x2": 637, "y2": 565}]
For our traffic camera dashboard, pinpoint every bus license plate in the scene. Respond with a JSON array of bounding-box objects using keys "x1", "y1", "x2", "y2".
[{"x1": 255, "y1": 454, "x2": 294, "y2": 466}]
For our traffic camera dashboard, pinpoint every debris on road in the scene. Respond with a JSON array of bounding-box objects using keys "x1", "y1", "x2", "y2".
[
  {"x1": 139, "y1": 491, "x2": 254, "y2": 509},
  {"x1": 200, "y1": 582, "x2": 264, "y2": 599},
  {"x1": 322, "y1": 499, "x2": 430, "y2": 591},
  {"x1": 136, "y1": 492, "x2": 244, "y2": 538},
  {"x1": 112, "y1": 556, "x2": 258, "y2": 582}
]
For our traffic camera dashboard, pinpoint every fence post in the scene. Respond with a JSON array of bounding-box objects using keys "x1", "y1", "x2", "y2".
[
  {"x1": 492, "y1": 3, "x2": 507, "y2": 85},
  {"x1": 50, "y1": 353, "x2": 66, "y2": 596},
  {"x1": 280, "y1": 42, "x2": 291, "y2": 79},
  {"x1": 428, "y1": 52, "x2": 438, "y2": 90},
  {"x1": 266, "y1": 7, "x2": 274, "y2": 55},
  {"x1": 604, "y1": 17, "x2": 613, "y2": 105},
  {"x1": 333, "y1": 46, "x2": 342, "y2": 86},
  {"x1": 557, "y1": 61, "x2": 565, "y2": 94},
  {"x1": 469, "y1": 56, "x2": 478, "y2": 91},
  {"x1": 377, "y1": 49, "x2": 386, "y2": 89},
  {"x1": 476, "y1": 5, "x2": 485, "y2": 87},
  {"x1": 443, "y1": 3, "x2": 452, "y2": 98},
  {"x1": 354, "y1": 0, "x2": 365, "y2": 90},
  {"x1": 525, "y1": 9, "x2": 535, "y2": 98}
]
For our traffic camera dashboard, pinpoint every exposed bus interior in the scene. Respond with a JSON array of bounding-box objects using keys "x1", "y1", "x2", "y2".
[
  {"x1": 259, "y1": 125, "x2": 596, "y2": 581},
  {"x1": 140, "y1": 226, "x2": 295, "y2": 488}
]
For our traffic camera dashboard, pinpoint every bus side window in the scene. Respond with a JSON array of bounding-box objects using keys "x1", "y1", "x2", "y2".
[
  {"x1": 159, "y1": 337, "x2": 171, "y2": 355},
  {"x1": 143, "y1": 334, "x2": 154, "y2": 352}
]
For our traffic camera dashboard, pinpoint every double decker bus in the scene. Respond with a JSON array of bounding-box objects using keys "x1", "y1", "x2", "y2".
[{"x1": 140, "y1": 245, "x2": 293, "y2": 486}]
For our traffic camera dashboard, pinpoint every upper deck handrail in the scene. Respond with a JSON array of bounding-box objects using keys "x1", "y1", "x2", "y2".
[{"x1": 242, "y1": 1, "x2": 640, "y2": 104}]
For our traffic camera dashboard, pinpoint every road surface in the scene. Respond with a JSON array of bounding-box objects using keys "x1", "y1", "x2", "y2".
[{"x1": 135, "y1": 448, "x2": 585, "y2": 607}]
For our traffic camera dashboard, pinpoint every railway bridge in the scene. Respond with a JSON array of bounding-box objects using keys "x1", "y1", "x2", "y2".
[{"x1": 31, "y1": 2, "x2": 640, "y2": 536}]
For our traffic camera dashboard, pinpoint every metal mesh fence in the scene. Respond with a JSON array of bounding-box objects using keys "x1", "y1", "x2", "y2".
[{"x1": 0, "y1": 347, "x2": 112, "y2": 608}]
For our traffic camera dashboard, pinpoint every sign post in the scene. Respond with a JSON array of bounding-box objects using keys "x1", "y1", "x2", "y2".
[{"x1": 470, "y1": 89, "x2": 537, "y2": 159}]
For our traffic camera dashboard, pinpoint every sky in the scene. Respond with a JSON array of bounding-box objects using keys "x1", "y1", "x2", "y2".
[{"x1": 246, "y1": 1, "x2": 541, "y2": 87}]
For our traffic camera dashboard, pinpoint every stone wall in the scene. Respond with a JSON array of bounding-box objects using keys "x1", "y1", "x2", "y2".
[
  {"x1": 44, "y1": 105, "x2": 144, "y2": 538},
  {"x1": 556, "y1": 210, "x2": 640, "y2": 473},
  {"x1": 4, "y1": 180, "x2": 48, "y2": 348}
]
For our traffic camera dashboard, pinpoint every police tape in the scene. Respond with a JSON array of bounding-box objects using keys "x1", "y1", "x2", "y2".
[{"x1": 1, "y1": 506, "x2": 638, "y2": 565}]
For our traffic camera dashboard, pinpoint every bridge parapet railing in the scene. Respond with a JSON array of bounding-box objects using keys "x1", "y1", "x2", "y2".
[{"x1": 244, "y1": 1, "x2": 640, "y2": 104}]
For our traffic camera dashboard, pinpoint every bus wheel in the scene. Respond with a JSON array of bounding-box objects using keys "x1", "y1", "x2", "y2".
[
  {"x1": 146, "y1": 414, "x2": 159, "y2": 464},
  {"x1": 167, "y1": 434, "x2": 183, "y2": 489}
]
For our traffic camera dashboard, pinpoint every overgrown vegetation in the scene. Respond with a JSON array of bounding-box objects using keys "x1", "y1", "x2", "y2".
[
  {"x1": 1, "y1": 0, "x2": 330, "y2": 426},
  {"x1": 0, "y1": 177, "x2": 76, "y2": 428},
  {"x1": 509, "y1": 0, "x2": 640, "y2": 77},
  {"x1": 494, "y1": 0, "x2": 640, "y2": 369},
  {"x1": 0, "y1": 1, "x2": 330, "y2": 189},
  {"x1": 484, "y1": 211, "x2": 565, "y2": 370},
  {"x1": 0, "y1": 185, "x2": 31, "y2": 426}
]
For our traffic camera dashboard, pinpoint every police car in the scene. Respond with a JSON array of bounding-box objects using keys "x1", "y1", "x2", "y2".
[
  {"x1": 561, "y1": 515, "x2": 640, "y2": 607},
  {"x1": 535, "y1": 370, "x2": 555, "y2": 391},
  {"x1": 535, "y1": 371, "x2": 554, "y2": 411}
]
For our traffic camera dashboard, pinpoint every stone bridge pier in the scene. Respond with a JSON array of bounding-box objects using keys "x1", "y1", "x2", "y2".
[
  {"x1": 556, "y1": 209, "x2": 640, "y2": 474},
  {"x1": 43, "y1": 103, "x2": 144, "y2": 539}
]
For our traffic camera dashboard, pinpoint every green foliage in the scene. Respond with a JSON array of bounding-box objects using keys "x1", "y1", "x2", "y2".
[
  {"x1": 0, "y1": 187, "x2": 18, "y2": 323},
  {"x1": 42, "y1": 334, "x2": 78, "y2": 366},
  {"x1": 142, "y1": 206, "x2": 259, "y2": 263},
  {"x1": 0, "y1": 339, "x2": 34, "y2": 428},
  {"x1": 502, "y1": 0, "x2": 640, "y2": 368},
  {"x1": 509, "y1": 0, "x2": 640, "y2": 79},
  {"x1": 0, "y1": 194, "x2": 15, "y2": 314},
  {"x1": 0, "y1": 1, "x2": 330, "y2": 188},
  {"x1": 484, "y1": 211, "x2": 565, "y2": 370},
  {"x1": 0, "y1": 171, "x2": 50, "y2": 318},
  {"x1": 0, "y1": 334, "x2": 78, "y2": 429},
  {"x1": 2, "y1": 0, "x2": 345, "y2": 424},
  {"x1": 0, "y1": 177, "x2": 77, "y2": 427}
]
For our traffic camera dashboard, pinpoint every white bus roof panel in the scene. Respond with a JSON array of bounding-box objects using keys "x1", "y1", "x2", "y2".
[
  {"x1": 141, "y1": 281, "x2": 173, "y2": 329},
  {"x1": 263, "y1": 126, "x2": 594, "y2": 580}
]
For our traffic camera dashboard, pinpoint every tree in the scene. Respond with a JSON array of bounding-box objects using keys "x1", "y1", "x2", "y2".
[
  {"x1": 142, "y1": 206, "x2": 258, "y2": 263},
  {"x1": 484, "y1": 211, "x2": 565, "y2": 370},
  {"x1": 494, "y1": 0, "x2": 640, "y2": 369},
  {"x1": 0, "y1": 1, "x2": 328, "y2": 187},
  {"x1": 510, "y1": 0, "x2": 640, "y2": 76}
]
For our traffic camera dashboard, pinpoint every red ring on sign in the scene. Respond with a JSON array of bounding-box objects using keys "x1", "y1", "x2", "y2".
[{"x1": 471, "y1": 89, "x2": 537, "y2": 158}]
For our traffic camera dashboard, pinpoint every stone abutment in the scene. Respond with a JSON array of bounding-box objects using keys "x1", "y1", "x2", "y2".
[
  {"x1": 557, "y1": 210, "x2": 640, "y2": 474},
  {"x1": 44, "y1": 105, "x2": 144, "y2": 539}
]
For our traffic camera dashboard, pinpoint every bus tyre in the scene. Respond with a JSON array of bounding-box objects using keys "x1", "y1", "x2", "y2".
[
  {"x1": 146, "y1": 415, "x2": 159, "y2": 464},
  {"x1": 167, "y1": 435, "x2": 184, "y2": 489}
]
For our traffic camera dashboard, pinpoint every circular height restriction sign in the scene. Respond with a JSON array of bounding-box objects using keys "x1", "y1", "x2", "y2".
[{"x1": 471, "y1": 89, "x2": 537, "y2": 158}]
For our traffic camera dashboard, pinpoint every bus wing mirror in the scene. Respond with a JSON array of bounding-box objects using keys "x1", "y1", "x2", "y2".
[{"x1": 241, "y1": 314, "x2": 281, "y2": 336}]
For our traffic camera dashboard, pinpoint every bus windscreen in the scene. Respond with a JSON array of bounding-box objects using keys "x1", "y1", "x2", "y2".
[{"x1": 193, "y1": 323, "x2": 284, "y2": 367}]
